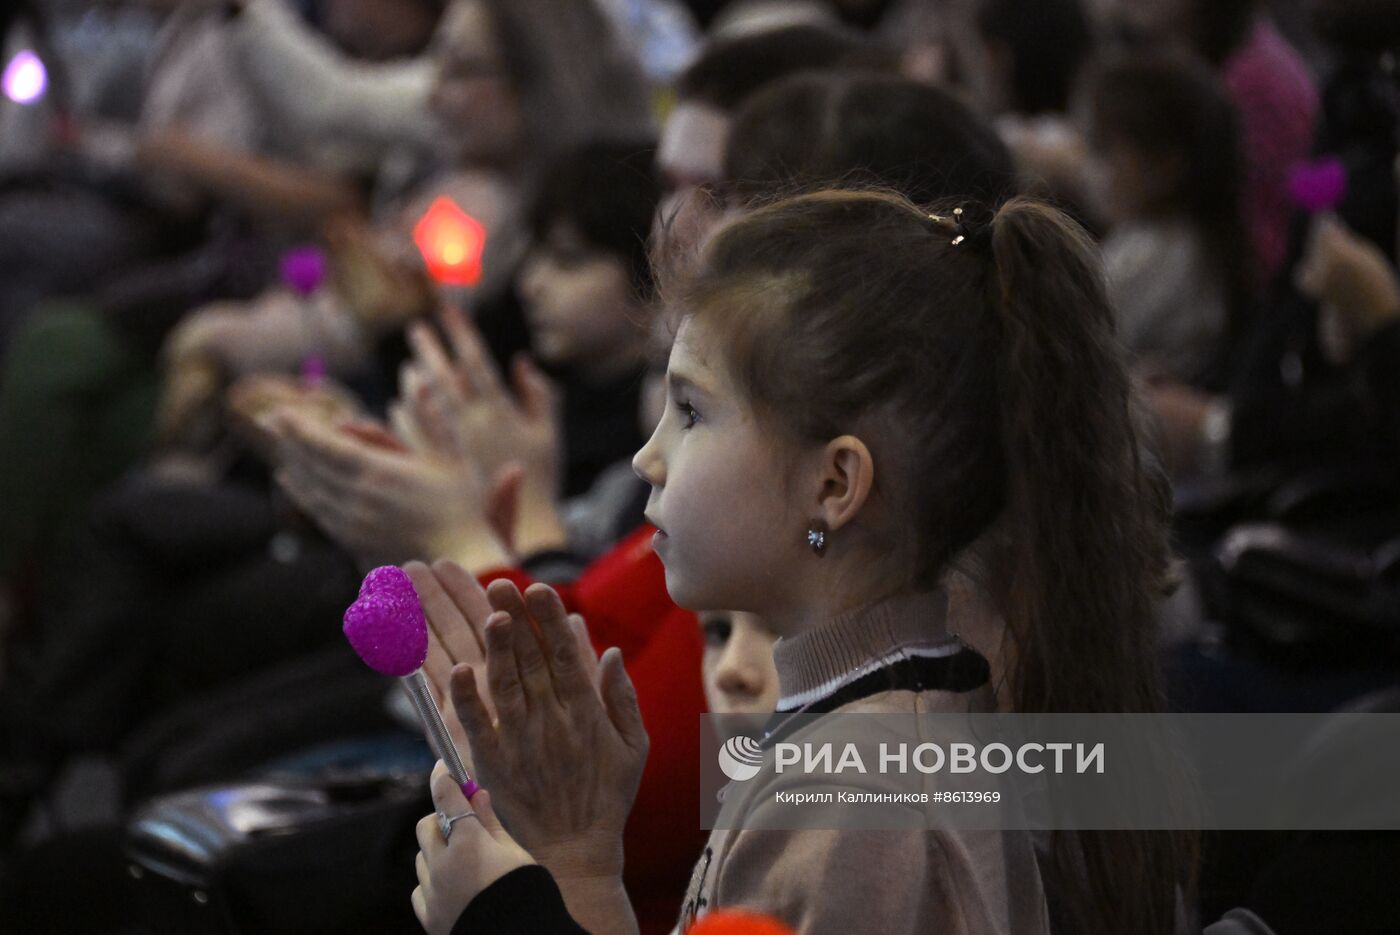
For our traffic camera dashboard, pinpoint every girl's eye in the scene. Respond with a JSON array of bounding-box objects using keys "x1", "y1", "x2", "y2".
[
  {"x1": 676, "y1": 400, "x2": 701, "y2": 429},
  {"x1": 701, "y1": 619, "x2": 732, "y2": 648}
]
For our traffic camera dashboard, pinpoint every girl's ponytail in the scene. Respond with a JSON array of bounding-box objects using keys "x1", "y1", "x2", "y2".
[
  {"x1": 987, "y1": 198, "x2": 1160, "y2": 715},
  {"x1": 987, "y1": 198, "x2": 1193, "y2": 935}
]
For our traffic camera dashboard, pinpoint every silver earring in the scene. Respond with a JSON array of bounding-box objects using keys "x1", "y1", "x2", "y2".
[{"x1": 806, "y1": 520, "x2": 828, "y2": 557}]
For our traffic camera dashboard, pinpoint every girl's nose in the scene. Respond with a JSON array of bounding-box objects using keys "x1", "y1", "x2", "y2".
[{"x1": 632, "y1": 423, "x2": 665, "y2": 487}]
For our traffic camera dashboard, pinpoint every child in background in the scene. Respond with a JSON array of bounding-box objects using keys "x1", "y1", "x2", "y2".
[
  {"x1": 1099, "y1": 0, "x2": 1318, "y2": 283},
  {"x1": 698, "y1": 611, "x2": 779, "y2": 716},
  {"x1": 1087, "y1": 53, "x2": 1251, "y2": 384},
  {"x1": 518, "y1": 142, "x2": 662, "y2": 507},
  {"x1": 410, "y1": 190, "x2": 1194, "y2": 935}
]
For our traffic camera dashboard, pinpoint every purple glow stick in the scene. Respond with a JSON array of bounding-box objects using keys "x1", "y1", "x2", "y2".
[
  {"x1": 300, "y1": 354, "x2": 326, "y2": 388},
  {"x1": 344, "y1": 566, "x2": 480, "y2": 798},
  {"x1": 1288, "y1": 157, "x2": 1347, "y2": 215},
  {"x1": 280, "y1": 246, "x2": 328, "y2": 297},
  {"x1": 282, "y1": 247, "x2": 328, "y2": 388}
]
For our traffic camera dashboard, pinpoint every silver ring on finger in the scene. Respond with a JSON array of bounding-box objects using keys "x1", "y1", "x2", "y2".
[{"x1": 437, "y1": 809, "x2": 477, "y2": 842}]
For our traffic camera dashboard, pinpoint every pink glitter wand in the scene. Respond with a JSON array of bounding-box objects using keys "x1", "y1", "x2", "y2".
[{"x1": 343, "y1": 566, "x2": 480, "y2": 798}]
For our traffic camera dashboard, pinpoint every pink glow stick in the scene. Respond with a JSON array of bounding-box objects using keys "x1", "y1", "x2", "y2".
[
  {"x1": 1288, "y1": 156, "x2": 1347, "y2": 215},
  {"x1": 280, "y1": 246, "x2": 328, "y2": 388},
  {"x1": 344, "y1": 566, "x2": 480, "y2": 798},
  {"x1": 280, "y1": 245, "x2": 327, "y2": 297}
]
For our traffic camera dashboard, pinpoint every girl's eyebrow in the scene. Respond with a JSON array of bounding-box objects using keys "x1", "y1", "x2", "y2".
[{"x1": 667, "y1": 370, "x2": 711, "y2": 398}]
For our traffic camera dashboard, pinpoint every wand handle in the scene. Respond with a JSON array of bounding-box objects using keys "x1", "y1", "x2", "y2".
[{"x1": 400, "y1": 670, "x2": 480, "y2": 798}]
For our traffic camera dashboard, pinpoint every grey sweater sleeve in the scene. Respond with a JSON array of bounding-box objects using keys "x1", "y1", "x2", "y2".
[{"x1": 231, "y1": 0, "x2": 438, "y2": 153}]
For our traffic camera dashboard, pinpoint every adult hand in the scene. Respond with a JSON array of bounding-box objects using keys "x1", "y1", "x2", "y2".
[
  {"x1": 404, "y1": 559, "x2": 496, "y2": 769},
  {"x1": 409, "y1": 565, "x2": 642, "y2": 935},
  {"x1": 267, "y1": 408, "x2": 510, "y2": 571},
  {"x1": 449, "y1": 577, "x2": 647, "y2": 882},
  {"x1": 325, "y1": 218, "x2": 434, "y2": 330},
  {"x1": 405, "y1": 558, "x2": 601, "y2": 769},
  {"x1": 404, "y1": 308, "x2": 559, "y2": 479},
  {"x1": 1138, "y1": 376, "x2": 1215, "y2": 478},
  {"x1": 413, "y1": 761, "x2": 534, "y2": 935},
  {"x1": 157, "y1": 355, "x2": 224, "y2": 448},
  {"x1": 402, "y1": 307, "x2": 567, "y2": 555},
  {"x1": 227, "y1": 372, "x2": 360, "y2": 458},
  {"x1": 1297, "y1": 216, "x2": 1400, "y2": 356}
]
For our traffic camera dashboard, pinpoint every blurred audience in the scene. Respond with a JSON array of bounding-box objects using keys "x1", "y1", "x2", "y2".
[{"x1": 0, "y1": 1, "x2": 1397, "y2": 933}]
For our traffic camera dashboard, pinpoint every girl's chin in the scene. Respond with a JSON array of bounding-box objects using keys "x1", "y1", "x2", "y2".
[
  {"x1": 653, "y1": 536, "x2": 729, "y2": 610},
  {"x1": 661, "y1": 567, "x2": 727, "y2": 615}
]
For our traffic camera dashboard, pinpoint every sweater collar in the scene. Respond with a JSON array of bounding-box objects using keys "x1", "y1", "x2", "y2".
[{"x1": 772, "y1": 590, "x2": 953, "y2": 710}]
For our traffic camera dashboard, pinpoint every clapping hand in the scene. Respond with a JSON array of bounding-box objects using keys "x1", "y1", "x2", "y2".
[
  {"x1": 267, "y1": 408, "x2": 511, "y2": 571},
  {"x1": 398, "y1": 308, "x2": 567, "y2": 556},
  {"x1": 406, "y1": 562, "x2": 645, "y2": 935},
  {"x1": 1297, "y1": 216, "x2": 1400, "y2": 361}
]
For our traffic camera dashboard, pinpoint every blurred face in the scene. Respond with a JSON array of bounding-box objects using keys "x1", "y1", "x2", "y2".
[
  {"x1": 657, "y1": 101, "x2": 729, "y2": 194},
  {"x1": 518, "y1": 222, "x2": 642, "y2": 375},
  {"x1": 653, "y1": 101, "x2": 731, "y2": 258},
  {"x1": 699, "y1": 610, "x2": 780, "y2": 716},
  {"x1": 633, "y1": 317, "x2": 811, "y2": 614},
  {"x1": 961, "y1": 35, "x2": 1013, "y2": 116},
  {"x1": 1085, "y1": 138, "x2": 1173, "y2": 226},
  {"x1": 429, "y1": 1, "x2": 523, "y2": 162}
]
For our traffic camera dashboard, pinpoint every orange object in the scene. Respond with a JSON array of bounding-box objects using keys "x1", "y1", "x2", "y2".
[
  {"x1": 413, "y1": 196, "x2": 486, "y2": 286},
  {"x1": 686, "y1": 911, "x2": 797, "y2": 935}
]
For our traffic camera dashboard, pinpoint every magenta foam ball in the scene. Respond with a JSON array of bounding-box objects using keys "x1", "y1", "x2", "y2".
[
  {"x1": 343, "y1": 566, "x2": 429, "y2": 676},
  {"x1": 1288, "y1": 157, "x2": 1347, "y2": 215}
]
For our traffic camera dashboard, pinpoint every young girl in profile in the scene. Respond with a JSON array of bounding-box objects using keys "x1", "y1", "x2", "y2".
[{"x1": 409, "y1": 190, "x2": 1194, "y2": 935}]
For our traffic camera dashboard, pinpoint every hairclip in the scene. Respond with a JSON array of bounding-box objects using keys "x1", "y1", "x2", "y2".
[
  {"x1": 927, "y1": 208, "x2": 969, "y2": 246},
  {"x1": 950, "y1": 207, "x2": 967, "y2": 246}
]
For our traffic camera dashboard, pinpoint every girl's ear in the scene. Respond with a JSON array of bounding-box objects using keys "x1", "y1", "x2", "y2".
[{"x1": 814, "y1": 435, "x2": 875, "y2": 533}]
